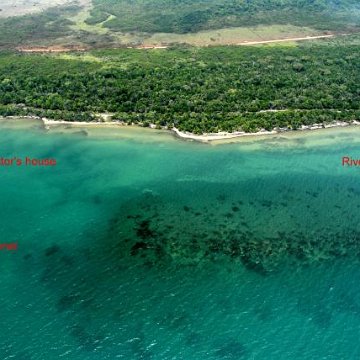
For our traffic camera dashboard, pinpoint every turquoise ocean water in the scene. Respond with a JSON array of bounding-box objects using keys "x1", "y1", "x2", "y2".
[{"x1": 1, "y1": 119, "x2": 360, "y2": 359}]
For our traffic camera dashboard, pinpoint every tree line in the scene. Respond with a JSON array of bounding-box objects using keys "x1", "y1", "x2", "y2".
[{"x1": 0, "y1": 42, "x2": 359, "y2": 133}]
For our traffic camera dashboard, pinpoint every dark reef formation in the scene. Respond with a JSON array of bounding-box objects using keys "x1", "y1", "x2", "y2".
[
  {"x1": 15, "y1": 179, "x2": 360, "y2": 359},
  {"x1": 103, "y1": 185, "x2": 360, "y2": 275}
]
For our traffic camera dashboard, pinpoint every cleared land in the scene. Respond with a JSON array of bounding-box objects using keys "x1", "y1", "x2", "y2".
[
  {"x1": 141, "y1": 25, "x2": 331, "y2": 47},
  {"x1": 0, "y1": 0, "x2": 359, "y2": 49},
  {"x1": 16, "y1": 45, "x2": 88, "y2": 52},
  {"x1": 68, "y1": 0, "x2": 110, "y2": 35},
  {"x1": 0, "y1": 0, "x2": 74, "y2": 18},
  {"x1": 87, "y1": 0, "x2": 360, "y2": 34}
]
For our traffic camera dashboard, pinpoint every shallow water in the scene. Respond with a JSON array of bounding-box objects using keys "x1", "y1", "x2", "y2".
[{"x1": 1, "y1": 120, "x2": 360, "y2": 359}]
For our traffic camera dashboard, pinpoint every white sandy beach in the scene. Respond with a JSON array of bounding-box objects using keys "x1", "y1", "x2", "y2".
[
  {"x1": 1, "y1": 116, "x2": 359, "y2": 143},
  {"x1": 172, "y1": 121, "x2": 358, "y2": 142},
  {"x1": 40, "y1": 117, "x2": 360, "y2": 142}
]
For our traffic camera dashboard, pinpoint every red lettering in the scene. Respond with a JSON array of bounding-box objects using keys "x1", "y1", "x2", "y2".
[
  {"x1": 342, "y1": 156, "x2": 350, "y2": 166},
  {"x1": 0, "y1": 158, "x2": 14, "y2": 166},
  {"x1": 6, "y1": 243, "x2": 18, "y2": 251},
  {"x1": 0, "y1": 243, "x2": 18, "y2": 251},
  {"x1": 24, "y1": 157, "x2": 57, "y2": 166}
]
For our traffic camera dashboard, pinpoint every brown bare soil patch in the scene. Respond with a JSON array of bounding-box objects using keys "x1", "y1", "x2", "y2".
[{"x1": 17, "y1": 45, "x2": 88, "y2": 53}]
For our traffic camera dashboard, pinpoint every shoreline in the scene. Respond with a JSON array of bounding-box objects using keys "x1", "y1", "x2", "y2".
[
  {"x1": 1, "y1": 116, "x2": 360, "y2": 143},
  {"x1": 40, "y1": 117, "x2": 360, "y2": 142},
  {"x1": 172, "y1": 121, "x2": 360, "y2": 142}
]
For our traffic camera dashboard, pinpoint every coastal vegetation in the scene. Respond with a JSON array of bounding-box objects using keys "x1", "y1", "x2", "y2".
[{"x1": 0, "y1": 37, "x2": 360, "y2": 134}]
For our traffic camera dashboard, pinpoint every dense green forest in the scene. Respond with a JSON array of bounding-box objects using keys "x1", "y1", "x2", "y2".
[
  {"x1": 89, "y1": 0, "x2": 360, "y2": 33},
  {"x1": 0, "y1": 38, "x2": 359, "y2": 134}
]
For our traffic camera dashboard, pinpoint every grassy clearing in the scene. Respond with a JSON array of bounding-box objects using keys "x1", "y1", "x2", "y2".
[
  {"x1": 69, "y1": 0, "x2": 109, "y2": 35},
  {"x1": 0, "y1": 0, "x2": 359, "y2": 49},
  {"x1": 141, "y1": 25, "x2": 326, "y2": 47},
  {"x1": 81, "y1": 24, "x2": 328, "y2": 48},
  {"x1": 0, "y1": 4, "x2": 81, "y2": 48},
  {"x1": 0, "y1": 0, "x2": 73, "y2": 18},
  {"x1": 56, "y1": 53, "x2": 103, "y2": 62},
  {"x1": 87, "y1": 0, "x2": 360, "y2": 34}
]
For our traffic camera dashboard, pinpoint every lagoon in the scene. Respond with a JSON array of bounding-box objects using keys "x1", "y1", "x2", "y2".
[{"x1": 1, "y1": 119, "x2": 360, "y2": 359}]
